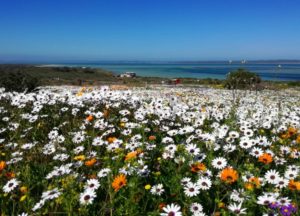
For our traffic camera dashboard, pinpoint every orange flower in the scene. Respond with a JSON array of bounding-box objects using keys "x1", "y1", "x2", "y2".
[
  {"x1": 288, "y1": 180, "x2": 300, "y2": 191},
  {"x1": 86, "y1": 115, "x2": 93, "y2": 122},
  {"x1": 281, "y1": 132, "x2": 290, "y2": 139},
  {"x1": 220, "y1": 167, "x2": 239, "y2": 184},
  {"x1": 248, "y1": 177, "x2": 261, "y2": 188},
  {"x1": 296, "y1": 135, "x2": 300, "y2": 144},
  {"x1": 258, "y1": 153, "x2": 273, "y2": 164},
  {"x1": 125, "y1": 151, "x2": 138, "y2": 161},
  {"x1": 5, "y1": 172, "x2": 15, "y2": 179},
  {"x1": 149, "y1": 135, "x2": 156, "y2": 141},
  {"x1": 0, "y1": 161, "x2": 6, "y2": 171},
  {"x1": 191, "y1": 162, "x2": 206, "y2": 173},
  {"x1": 112, "y1": 174, "x2": 127, "y2": 192},
  {"x1": 288, "y1": 127, "x2": 298, "y2": 136},
  {"x1": 107, "y1": 137, "x2": 117, "y2": 143},
  {"x1": 85, "y1": 158, "x2": 97, "y2": 167},
  {"x1": 244, "y1": 182, "x2": 254, "y2": 190}
]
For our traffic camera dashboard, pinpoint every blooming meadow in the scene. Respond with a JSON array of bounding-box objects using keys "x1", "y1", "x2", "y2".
[{"x1": 0, "y1": 86, "x2": 300, "y2": 216}]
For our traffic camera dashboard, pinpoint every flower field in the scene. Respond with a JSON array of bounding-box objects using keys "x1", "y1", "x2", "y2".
[{"x1": 0, "y1": 86, "x2": 300, "y2": 216}]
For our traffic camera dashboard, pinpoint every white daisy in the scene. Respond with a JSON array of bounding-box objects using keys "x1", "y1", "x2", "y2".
[
  {"x1": 223, "y1": 144, "x2": 236, "y2": 153},
  {"x1": 184, "y1": 182, "x2": 200, "y2": 197},
  {"x1": 160, "y1": 203, "x2": 182, "y2": 216},
  {"x1": 41, "y1": 188, "x2": 61, "y2": 200},
  {"x1": 228, "y1": 202, "x2": 247, "y2": 215},
  {"x1": 3, "y1": 178, "x2": 19, "y2": 193},
  {"x1": 97, "y1": 168, "x2": 111, "y2": 178},
  {"x1": 284, "y1": 170, "x2": 298, "y2": 180},
  {"x1": 197, "y1": 177, "x2": 212, "y2": 190},
  {"x1": 264, "y1": 170, "x2": 280, "y2": 184},
  {"x1": 186, "y1": 144, "x2": 200, "y2": 156},
  {"x1": 277, "y1": 197, "x2": 291, "y2": 206},
  {"x1": 79, "y1": 189, "x2": 97, "y2": 205},
  {"x1": 181, "y1": 177, "x2": 192, "y2": 186},
  {"x1": 257, "y1": 194, "x2": 276, "y2": 205},
  {"x1": 212, "y1": 157, "x2": 227, "y2": 169},
  {"x1": 230, "y1": 189, "x2": 247, "y2": 203},
  {"x1": 275, "y1": 177, "x2": 289, "y2": 189},
  {"x1": 250, "y1": 147, "x2": 263, "y2": 158},
  {"x1": 84, "y1": 179, "x2": 100, "y2": 191},
  {"x1": 239, "y1": 138, "x2": 253, "y2": 149},
  {"x1": 150, "y1": 184, "x2": 164, "y2": 196},
  {"x1": 190, "y1": 202, "x2": 203, "y2": 214}
]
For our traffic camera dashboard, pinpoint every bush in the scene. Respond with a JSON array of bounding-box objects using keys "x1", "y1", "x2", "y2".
[
  {"x1": 224, "y1": 68, "x2": 261, "y2": 89},
  {"x1": 0, "y1": 71, "x2": 40, "y2": 92}
]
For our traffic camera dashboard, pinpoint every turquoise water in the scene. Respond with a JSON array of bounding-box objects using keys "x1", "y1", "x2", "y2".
[{"x1": 61, "y1": 63, "x2": 300, "y2": 81}]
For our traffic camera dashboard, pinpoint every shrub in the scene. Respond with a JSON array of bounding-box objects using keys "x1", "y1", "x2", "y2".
[
  {"x1": 224, "y1": 68, "x2": 261, "y2": 89},
  {"x1": 0, "y1": 71, "x2": 40, "y2": 92}
]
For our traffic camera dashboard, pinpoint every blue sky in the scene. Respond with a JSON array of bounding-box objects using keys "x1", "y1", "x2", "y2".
[{"x1": 0, "y1": 0, "x2": 300, "y2": 62}]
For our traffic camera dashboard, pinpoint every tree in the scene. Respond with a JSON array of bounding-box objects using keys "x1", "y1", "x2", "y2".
[{"x1": 224, "y1": 68, "x2": 261, "y2": 90}]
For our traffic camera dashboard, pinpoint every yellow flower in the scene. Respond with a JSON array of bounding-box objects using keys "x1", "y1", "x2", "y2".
[
  {"x1": 154, "y1": 171, "x2": 161, "y2": 176},
  {"x1": 74, "y1": 155, "x2": 85, "y2": 161},
  {"x1": 76, "y1": 91, "x2": 83, "y2": 97},
  {"x1": 145, "y1": 184, "x2": 151, "y2": 190},
  {"x1": 20, "y1": 186, "x2": 28, "y2": 194},
  {"x1": 218, "y1": 202, "x2": 225, "y2": 208},
  {"x1": 20, "y1": 195, "x2": 27, "y2": 202}
]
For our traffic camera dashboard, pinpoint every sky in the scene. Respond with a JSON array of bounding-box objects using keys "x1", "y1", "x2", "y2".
[{"x1": 0, "y1": 0, "x2": 300, "y2": 62}]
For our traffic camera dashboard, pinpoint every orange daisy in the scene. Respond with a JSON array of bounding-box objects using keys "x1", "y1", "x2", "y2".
[
  {"x1": 248, "y1": 177, "x2": 261, "y2": 188},
  {"x1": 288, "y1": 180, "x2": 300, "y2": 191},
  {"x1": 5, "y1": 172, "x2": 15, "y2": 179},
  {"x1": 258, "y1": 153, "x2": 273, "y2": 164},
  {"x1": 107, "y1": 137, "x2": 117, "y2": 143},
  {"x1": 0, "y1": 161, "x2": 6, "y2": 172},
  {"x1": 191, "y1": 162, "x2": 206, "y2": 173},
  {"x1": 86, "y1": 115, "x2": 93, "y2": 122},
  {"x1": 281, "y1": 132, "x2": 290, "y2": 139},
  {"x1": 125, "y1": 151, "x2": 138, "y2": 161},
  {"x1": 148, "y1": 135, "x2": 156, "y2": 141},
  {"x1": 220, "y1": 167, "x2": 239, "y2": 184},
  {"x1": 85, "y1": 158, "x2": 97, "y2": 167},
  {"x1": 112, "y1": 174, "x2": 127, "y2": 192},
  {"x1": 288, "y1": 127, "x2": 298, "y2": 136}
]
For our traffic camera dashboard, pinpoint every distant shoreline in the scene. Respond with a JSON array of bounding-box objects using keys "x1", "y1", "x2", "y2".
[
  {"x1": 2, "y1": 59, "x2": 300, "y2": 65},
  {"x1": 31, "y1": 61, "x2": 300, "y2": 81}
]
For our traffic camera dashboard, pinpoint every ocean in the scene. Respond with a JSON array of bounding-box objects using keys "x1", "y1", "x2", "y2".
[{"x1": 59, "y1": 62, "x2": 300, "y2": 81}]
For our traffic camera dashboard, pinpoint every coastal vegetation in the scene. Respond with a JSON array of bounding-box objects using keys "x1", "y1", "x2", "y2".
[
  {"x1": 0, "y1": 65, "x2": 299, "y2": 92},
  {"x1": 0, "y1": 69, "x2": 39, "y2": 93}
]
